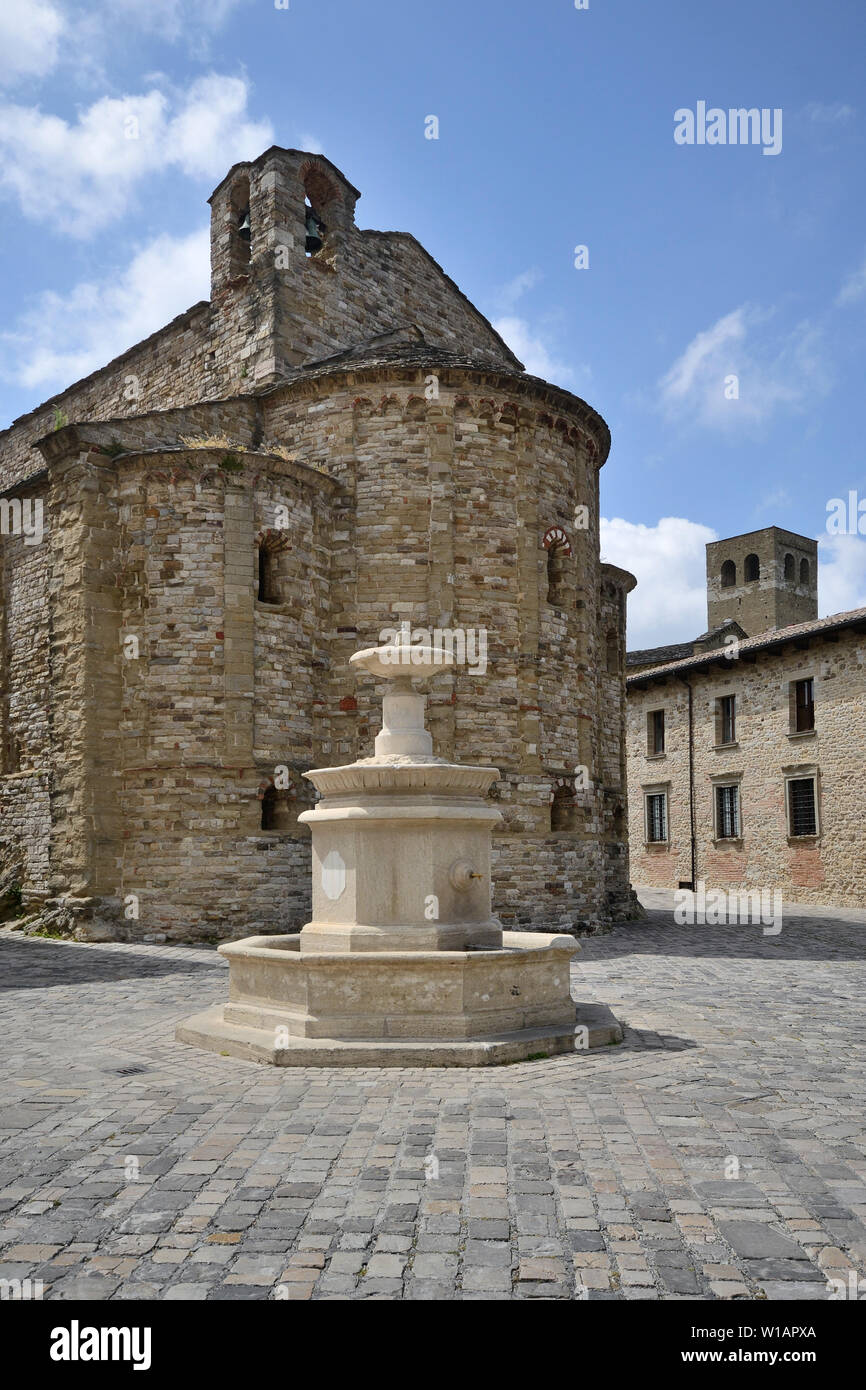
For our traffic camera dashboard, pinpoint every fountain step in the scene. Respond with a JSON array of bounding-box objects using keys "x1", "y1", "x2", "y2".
[{"x1": 175, "y1": 1002, "x2": 622, "y2": 1068}]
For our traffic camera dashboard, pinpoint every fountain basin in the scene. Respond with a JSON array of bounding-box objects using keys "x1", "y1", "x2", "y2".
[{"x1": 176, "y1": 931, "x2": 622, "y2": 1066}]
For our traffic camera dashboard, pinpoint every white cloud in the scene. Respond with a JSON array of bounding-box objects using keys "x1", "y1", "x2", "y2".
[
  {"x1": 492, "y1": 315, "x2": 589, "y2": 389},
  {"x1": 108, "y1": 0, "x2": 250, "y2": 43},
  {"x1": 68, "y1": 1, "x2": 250, "y2": 73},
  {"x1": 837, "y1": 252, "x2": 866, "y2": 306},
  {"x1": 0, "y1": 0, "x2": 64, "y2": 85},
  {"x1": 600, "y1": 516, "x2": 717, "y2": 649},
  {"x1": 0, "y1": 227, "x2": 211, "y2": 393},
  {"x1": 658, "y1": 306, "x2": 831, "y2": 431},
  {"x1": 101, "y1": 0, "x2": 237, "y2": 43},
  {"x1": 494, "y1": 268, "x2": 542, "y2": 313},
  {"x1": 817, "y1": 533, "x2": 866, "y2": 616},
  {"x1": 805, "y1": 101, "x2": 855, "y2": 124},
  {"x1": 295, "y1": 132, "x2": 326, "y2": 155},
  {"x1": 0, "y1": 75, "x2": 273, "y2": 235}
]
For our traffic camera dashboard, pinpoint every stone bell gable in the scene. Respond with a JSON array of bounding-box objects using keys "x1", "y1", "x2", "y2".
[
  {"x1": 208, "y1": 147, "x2": 523, "y2": 380},
  {"x1": 0, "y1": 147, "x2": 520, "y2": 494}
]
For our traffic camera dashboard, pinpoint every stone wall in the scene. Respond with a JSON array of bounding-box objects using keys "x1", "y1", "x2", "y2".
[
  {"x1": 262, "y1": 363, "x2": 628, "y2": 934},
  {"x1": 626, "y1": 625, "x2": 866, "y2": 907},
  {"x1": 0, "y1": 307, "x2": 217, "y2": 492},
  {"x1": 0, "y1": 148, "x2": 638, "y2": 941}
]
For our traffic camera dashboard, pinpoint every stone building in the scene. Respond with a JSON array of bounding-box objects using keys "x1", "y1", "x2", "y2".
[
  {"x1": 627, "y1": 526, "x2": 866, "y2": 906},
  {"x1": 0, "y1": 146, "x2": 638, "y2": 942}
]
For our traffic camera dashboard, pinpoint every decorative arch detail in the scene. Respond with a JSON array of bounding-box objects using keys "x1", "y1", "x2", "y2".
[{"x1": 542, "y1": 525, "x2": 572, "y2": 556}]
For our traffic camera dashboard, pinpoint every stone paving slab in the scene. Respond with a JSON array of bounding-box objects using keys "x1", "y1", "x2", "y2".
[{"x1": 1, "y1": 890, "x2": 865, "y2": 1301}]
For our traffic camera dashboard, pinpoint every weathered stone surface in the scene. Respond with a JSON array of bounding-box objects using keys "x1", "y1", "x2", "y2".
[
  {"x1": 1, "y1": 147, "x2": 638, "y2": 943},
  {"x1": 627, "y1": 529, "x2": 865, "y2": 909}
]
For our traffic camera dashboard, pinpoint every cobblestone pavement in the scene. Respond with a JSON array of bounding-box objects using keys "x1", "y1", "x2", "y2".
[{"x1": 1, "y1": 890, "x2": 865, "y2": 1302}]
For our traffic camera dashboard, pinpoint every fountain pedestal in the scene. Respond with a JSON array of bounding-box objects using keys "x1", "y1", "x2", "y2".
[{"x1": 177, "y1": 645, "x2": 621, "y2": 1066}]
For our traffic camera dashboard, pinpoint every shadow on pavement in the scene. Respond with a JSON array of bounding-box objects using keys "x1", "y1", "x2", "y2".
[{"x1": 0, "y1": 935, "x2": 225, "y2": 992}]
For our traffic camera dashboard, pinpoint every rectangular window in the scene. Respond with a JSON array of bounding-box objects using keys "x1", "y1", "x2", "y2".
[
  {"x1": 794, "y1": 678, "x2": 814, "y2": 732},
  {"x1": 648, "y1": 709, "x2": 665, "y2": 755},
  {"x1": 715, "y1": 783, "x2": 740, "y2": 839},
  {"x1": 719, "y1": 694, "x2": 736, "y2": 745},
  {"x1": 788, "y1": 776, "x2": 817, "y2": 836},
  {"x1": 645, "y1": 791, "x2": 668, "y2": 843}
]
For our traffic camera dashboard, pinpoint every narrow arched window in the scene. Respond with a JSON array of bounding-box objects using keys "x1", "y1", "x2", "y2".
[
  {"x1": 551, "y1": 780, "x2": 577, "y2": 832},
  {"x1": 784, "y1": 553, "x2": 795, "y2": 582},
  {"x1": 258, "y1": 546, "x2": 279, "y2": 604},
  {"x1": 744, "y1": 553, "x2": 759, "y2": 582},
  {"x1": 261, "y1": 785, "x2": 277, "y2": 831},
  {"x1": 230, "y1": 177, "x2": 251, "y2": 274},
  {"x1": 799, "y1": 557, "x2": 810, "y2": 586},
  {"x1": 547, "y1": 546, "x2": 566, "y2": 604},
  {"x1": 302, "y1": 166, "x2": 335, "y2": 259},
  {"x1": 721, "y1": 559, "x2": 736, "y2": 588},
  {"x1": 606, "y1": 631, "x2": 619, "y2": 674},
  {"x1": 543, "y1": 526, "x2": 571, "y2": 606}
]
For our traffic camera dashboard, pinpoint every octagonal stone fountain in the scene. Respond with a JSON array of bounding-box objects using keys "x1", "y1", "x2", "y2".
[{"x1": 177, "y1": 643, "x2": 621, "y2": 1065}]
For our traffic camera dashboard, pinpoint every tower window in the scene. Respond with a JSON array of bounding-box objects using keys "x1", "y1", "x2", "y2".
[
  {"x1": 744, "y1": 553, "x2": 759, "y2": 582},
  {"x1": 720, "y1": 559, "x2": 736, "y2": 588},
  {"x1": 305, "y1": 200, "x2": 327, "y2": 256},
  {"x1": 302, "y1": 162, "x2": 338, "y2": 257},
  {"x1": 799, "y1": 557, "x2": 810, "y2": 586},
  {"x1": 229, "y1": 177, "x2": 251, "y2": 273},
  {"x1": 784, "y1": 552, "x2": 795, "y2": 582},
  {"x1": 257, "y1": 546, "x2": 280, "y2": 604}
]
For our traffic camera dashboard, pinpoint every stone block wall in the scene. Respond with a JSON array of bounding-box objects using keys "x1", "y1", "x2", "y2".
[
  {"x1": 262, "y1": 362, "x2": 629, "y2": 933},
  {"x1": 627, "y1": 626, "x2": 866, "y2": 906},
  {"x1": 1, "y1": 148, "x2": 639, "y2": 941}
]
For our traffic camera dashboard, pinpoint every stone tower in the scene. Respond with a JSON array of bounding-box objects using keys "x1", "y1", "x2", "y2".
[
  {"x1": 706, "y1": 526, "x2": 818, "y2": 637},
  {"x1": 0, "y1": 148, "x2": 640, "y2": 943}
]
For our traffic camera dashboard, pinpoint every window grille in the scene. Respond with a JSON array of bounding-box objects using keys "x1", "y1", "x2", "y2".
[{"x1": 716, "y1": 783, "x2": 740, "y2": 839}]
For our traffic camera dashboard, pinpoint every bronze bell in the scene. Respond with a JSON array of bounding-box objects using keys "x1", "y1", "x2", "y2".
[
  {"x1": 237, "y1": 208, "x2": 251, "y2": 241},
  {"x1": 305, "y1": 208, "x2": 324, "y2": 254}
]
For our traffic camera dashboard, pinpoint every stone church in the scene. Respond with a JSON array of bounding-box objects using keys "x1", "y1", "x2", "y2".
[{"x1": 0, "y1": 146, "x2": 638, "y2": 942}]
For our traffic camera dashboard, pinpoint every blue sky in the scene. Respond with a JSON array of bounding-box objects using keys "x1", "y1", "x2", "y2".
[{"x1": 1, "y1": 0, "x2": 864, "y2": 645}]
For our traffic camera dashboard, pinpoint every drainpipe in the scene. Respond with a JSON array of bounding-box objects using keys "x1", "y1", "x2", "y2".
[{"x1": 680, "y1": 676, "x2": 697, "y2": 890}]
